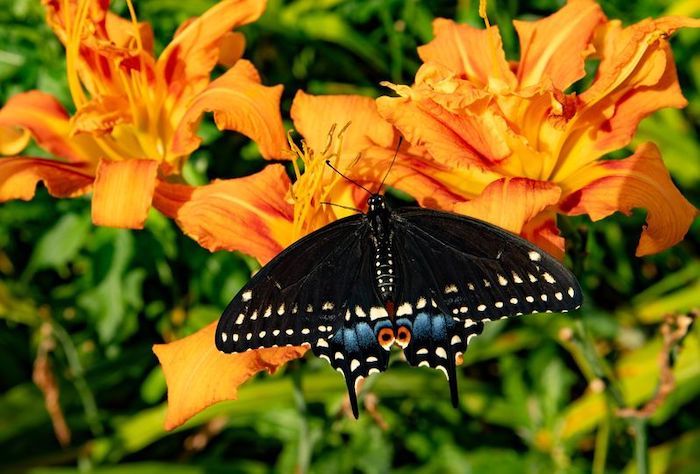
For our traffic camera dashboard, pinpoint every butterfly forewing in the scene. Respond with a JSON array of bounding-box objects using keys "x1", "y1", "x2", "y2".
[
  {"x1": 393, "y1": 208, "x2": 583, "y2": 320},
  {"x1": 216, "y1": 215, "x2": 367, "y2": 352}
]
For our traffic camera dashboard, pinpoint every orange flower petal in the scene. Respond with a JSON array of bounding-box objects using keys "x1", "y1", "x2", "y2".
[
  {"x1": 153, "y1": 165, "x2": 294, "y2": 264},
  {"x1": 0, "y1": 124, "x2": 30, "y2": 156},
  {"x1": 218, "y1": 31, "x2": 246, "y2": 68},
  {"x1": 157, "y1": 0, "x2": 266, "y2": 101},
  {"x1": 521, "y1": 213, "x2": 565, "y2": 260},
  {"x1": 555, "y1": 16, "x2": 699, "y2": 180},
  {"x1": 172, "y1": 60, "x2": 287, "y2": 159},
  {"x1": 0, "y1": 91, "x2": 99, "y2": 163},
  {"x1": 453, "y1": 177, "x2": 562, "y2": 236},
  {"x1": 376, "y1": 91, "x2": 509, "y2": 169},
  {"x1": 417, "y1": 18, "x2": 516, "y2": 91},
  {"x1": 44, "y1": 2, "x2": 155, "y2": 99},
  {"x1": 355, "y1": 145, "x2": 496, "y2": 209},
  {"x1": 105, "y1": 11, "x2": 155, "y2": 55},
  {"x1": 559, "y1": 142, "x2": 697, "y2": 256},
  {"x1": 0, "y1": 157, "x2": 93, "y2": 201},
  {"x1": 153, "y1": 322, "x2": 307, "y2": 430},
  {"x1": 91, "y1": 159, "x2": 158, "y2": 229},
  {"x1": 291, "y1": 91, "x2": 395, "y2": 158},
  {"x1": 71, "y1": 95, "x2": 131, "y2": 134},
  {"x1": 514, "y1": 0, "x2": 605, "y2": 90}
]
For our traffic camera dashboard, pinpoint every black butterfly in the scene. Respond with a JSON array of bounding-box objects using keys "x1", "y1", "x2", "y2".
[{"x1": 216, "y1": 179, "x2": 582, "y2": 417}]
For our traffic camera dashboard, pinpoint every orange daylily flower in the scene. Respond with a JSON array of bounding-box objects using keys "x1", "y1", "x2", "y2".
[
  {"x1": 0, "y1": 0, "x2": 286, "y2": 229},
  {"x1": 376, "y1": 0, "x2": 698, "y2": 257},
  {"x1": 154, "y1": 91, "x2": 422, "y2": 429}
]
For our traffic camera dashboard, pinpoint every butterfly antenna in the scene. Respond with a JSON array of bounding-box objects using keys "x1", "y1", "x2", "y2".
[
  {"x1": 321, "y1": 202, "x2": 362, "y2": 213},
  {"x1": 325, "y1": 160, "x2": 373, "y2": 196},
  {"x1": 377, "y1": 137, "x2": 403, "y2": 193}
]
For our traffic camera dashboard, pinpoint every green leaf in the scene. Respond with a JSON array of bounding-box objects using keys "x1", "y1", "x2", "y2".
[{"x1": 22, "y1": 212, "x2": 91, "y2": 280}]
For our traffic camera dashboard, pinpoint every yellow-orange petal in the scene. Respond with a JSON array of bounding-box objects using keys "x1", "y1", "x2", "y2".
[
  {"x1": 157, "y1": 0, "x2": 267, "y2": 102},
  {"x1": 0, "y1": 157, "x2": 94, "y2": 201},
  {"x1": 172, "y1": 60, "x2": 287, "y2": 159},
  {"x1": 153, "y1": 322, "x2": 307, "y2": 430},
  {"x1": 153, "y1": 165, "x2": 294, "y2": 265},
  {"x1": 417, "y1": 18, "x2": 516, "y2": 91},
  {"x1": 0, "y1": 91, "x2": 98, "y2": 163},
  {"x1": 0, "y1": 124, "x2": 30, "y2": 155},
  {"x1": 91, "y1": 159, "x2": 158, "y2": 229},
  {"x1": 453, "y1": 177, "x2": 562, "y2": 236},
  {"x1": 291, "y1": 91, "x2": 395, "y2": 160},
  {"x1": 514, "y1": 0, "x2": 605, "y2": 90},
  {"x1": 559, "y1": 142, "x2": 697, "y2": 256}
]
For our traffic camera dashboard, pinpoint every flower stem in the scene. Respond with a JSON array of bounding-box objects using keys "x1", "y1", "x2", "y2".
[
  {"x1": 51, "y1": 321, "x2": 104, "y2": 436},
  {"x1": 592, "y1": 414, "x2": 610, "y2": 474},
  {"x1": 631, "y1": 417, "x2": 649, "y2": 474}
]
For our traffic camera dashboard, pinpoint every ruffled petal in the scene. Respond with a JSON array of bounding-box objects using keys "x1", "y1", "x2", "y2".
[
  {"x1": 157, "y1": 0, "x2": 267, "y2": 103},
  {"x1": 291, "y1": 91, "x2": 395, "y2": 159},
  {"x1": 153, "y1": 322, "x2": 307, "y2": 430},
  {"x1": 453, "y1": 177, "x2": 562, "y2": 236},
  {"x1": 153, "y1": 165, "x2": 294, "y2": 265},
  {"x1": 555, "y1": 16, "x2": 699, "y2": 180},
  {"x1": 91, "y1": 159, "x2": 158, "y2": 229},
  {"x1": 514, "y1": 0, "x2": 605, "y2": 90},
  {"x1": 172, "y1": 60, "x2": 287, "y2": 159},
  {"x1": 417, "y1": 18, "x2": 516, "y2": 91},
  {"x1": 0, "y1": 157, "x2": 93, "y2": 201},
  {"x1": 0, "y1": 91, "x2": 100, "y2": 163},
  {"x1": 559, "y1": 142, "x2": 697, "y2": 256}
]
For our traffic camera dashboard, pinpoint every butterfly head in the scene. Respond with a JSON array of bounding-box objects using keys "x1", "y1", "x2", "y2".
[{"x1": 367, "y1": 194, "x2": 387, "y2": 213}]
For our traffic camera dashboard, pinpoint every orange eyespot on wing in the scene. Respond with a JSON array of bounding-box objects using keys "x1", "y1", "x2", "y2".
[
  {"x1": 377, "y1": 327, "x2": 395, "y2": 349},
  {"x1": 395, "y1": 325, "x2": 412, "y2": 348}
]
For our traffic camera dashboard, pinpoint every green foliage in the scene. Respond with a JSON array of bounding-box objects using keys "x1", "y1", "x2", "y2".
[{"x1": 1, "y1": 0, "x2": 699, "y2": 473}]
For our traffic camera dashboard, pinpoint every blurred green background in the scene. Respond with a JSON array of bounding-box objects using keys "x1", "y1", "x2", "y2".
[{"x1": 1, "y1": 0, "x2": 699, "y2": 472}]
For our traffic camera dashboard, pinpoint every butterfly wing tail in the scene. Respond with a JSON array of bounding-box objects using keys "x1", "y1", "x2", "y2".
[{"x1": 400, "y1": 310, "x2": 484, "y2": 407}]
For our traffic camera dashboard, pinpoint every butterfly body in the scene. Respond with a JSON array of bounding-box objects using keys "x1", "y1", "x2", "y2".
[
  {"x1": 367, "y1": 195, "x2": 397, "y2": 305},
  {"x1": 216, "y1": 194, "x2": 582, "y2": 417}
]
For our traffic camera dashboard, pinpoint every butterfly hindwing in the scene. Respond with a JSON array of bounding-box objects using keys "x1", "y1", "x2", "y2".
[{"x1": 312, "y1": 315, "x2": 392, "y2": 417}]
